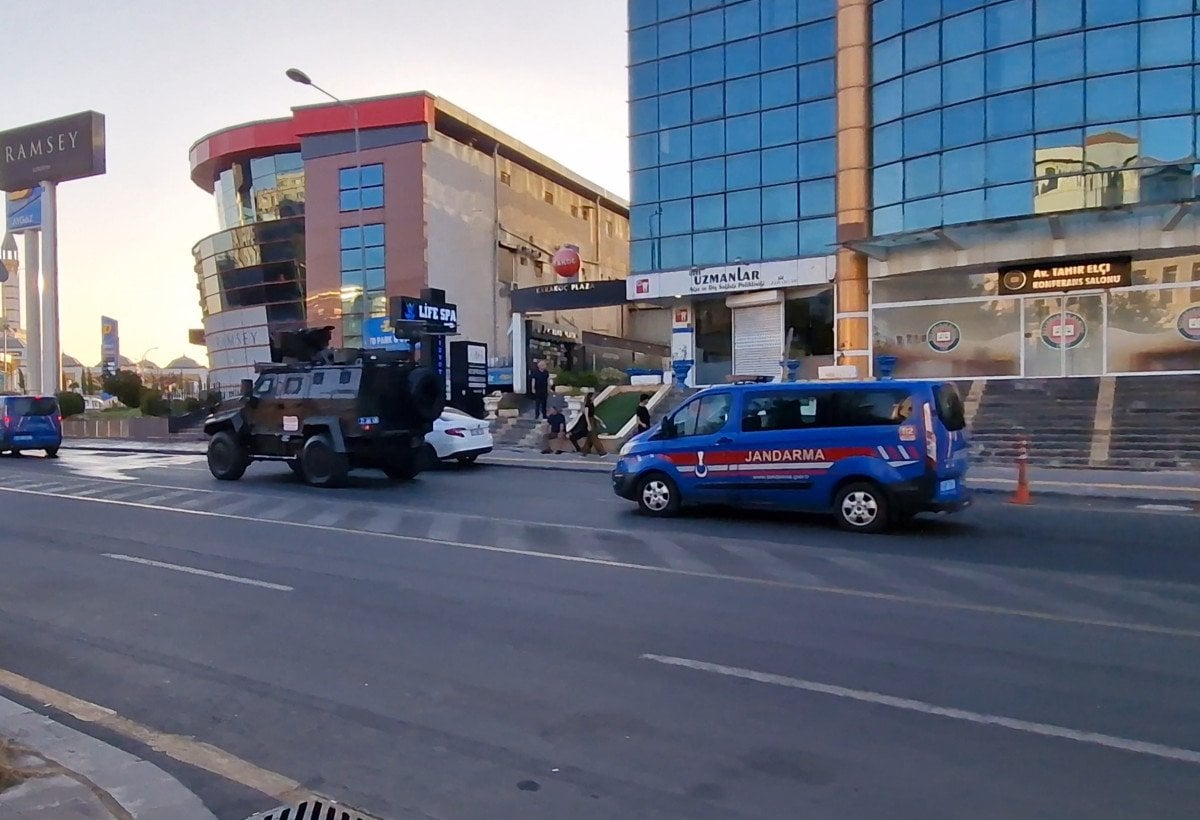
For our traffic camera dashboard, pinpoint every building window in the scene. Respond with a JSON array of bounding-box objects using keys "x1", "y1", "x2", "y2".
[
  {"x1": 339, "y1": 223, "x2": 385, "y2": 347},
  {"x1": 500, "y1": 170, "x2": 512, "y2": 185},
  {"x1": 543, "y1": 189, "x2": 555, "y2": 205},
  {"x1": 339, "y1": 164, "x2": 384, "y2": 212}
]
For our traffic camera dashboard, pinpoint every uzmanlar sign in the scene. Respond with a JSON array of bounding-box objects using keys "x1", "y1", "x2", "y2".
[{"x1": 0, "y1": 111, "x2": 106, "y2": 191}]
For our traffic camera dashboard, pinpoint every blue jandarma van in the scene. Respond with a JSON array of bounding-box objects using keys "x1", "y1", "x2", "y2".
[
  {"x1": 0, "y1": 395, "x2": 64, "y2": 457},
  {"x1": 611, "y1": 380, "x2": 969, "y2": 532}
]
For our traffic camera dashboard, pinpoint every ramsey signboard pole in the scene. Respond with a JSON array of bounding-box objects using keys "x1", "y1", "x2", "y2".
[
  {"x1": 23, "y1": 230, "x2": 41, "y2": 394},
  {"x1": 40, "y1": 182, "x2": 59, "y2": 392}
]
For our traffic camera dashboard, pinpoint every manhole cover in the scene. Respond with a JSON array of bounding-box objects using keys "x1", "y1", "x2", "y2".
[{"x1": 244, "y1": 796, "x2": 385, "y2": 820}]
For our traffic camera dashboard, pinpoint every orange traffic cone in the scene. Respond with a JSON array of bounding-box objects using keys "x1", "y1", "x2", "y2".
[{"x1": 1009, "y1": 436, "x2": 1033, "y2": 505}]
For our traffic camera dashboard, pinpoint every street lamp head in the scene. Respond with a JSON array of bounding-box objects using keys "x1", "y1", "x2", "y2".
[{"x1": 285, "y1": 68, "x2": 313, "y2": 85}]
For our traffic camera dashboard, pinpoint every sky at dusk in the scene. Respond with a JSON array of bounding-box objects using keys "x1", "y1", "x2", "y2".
[{"x1": 1, "y1": 0, "x2": 629, "y2": 367}]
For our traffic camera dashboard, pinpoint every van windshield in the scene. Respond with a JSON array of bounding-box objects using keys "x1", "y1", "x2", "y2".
[
  {"x1": 7, "y1": 397, "x2": 59, "y2": 416},
  {"x1": 934, "y1": 384, "x2": 967, "y2": 431}
]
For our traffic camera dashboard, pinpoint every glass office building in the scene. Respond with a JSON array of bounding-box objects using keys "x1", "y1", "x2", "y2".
[
  {"x1": 627, "y1": 0, "x2": 841, "y2": 384},
  {"x1": 627, "y1": 0, "x2": 1200, "y2": 383}
]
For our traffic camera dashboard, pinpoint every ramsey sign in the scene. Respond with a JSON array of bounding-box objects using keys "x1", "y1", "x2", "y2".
[{"x1": 0, "y1": 111, "x2": 106, "y2": 191}]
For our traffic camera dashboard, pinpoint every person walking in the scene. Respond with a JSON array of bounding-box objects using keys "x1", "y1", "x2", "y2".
[
  {"x1": 635, "y1": 393, "x2": 652, "y2": 435},
  {"x1": 579, "y1": 392, "x2": 608, "y2": 457},
  {"x1": 530, "y1": 359, "x2": 550, "y2": 419}
]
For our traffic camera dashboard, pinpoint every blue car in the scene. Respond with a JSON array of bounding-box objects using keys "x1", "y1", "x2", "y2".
[
  {"x1": 1, "y1": 395, "x2": 63, "y2": 458},
  {"x1": 611, "y1": 380, "x2": 970, "y2": 533}
]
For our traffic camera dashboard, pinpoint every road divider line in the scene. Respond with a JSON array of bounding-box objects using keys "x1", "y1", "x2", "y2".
[
  {"x1": 102, "y1": 553, "x2": 293, "y2": 592},
  {"x1": 3, "y1": 485, "x2": 1198, "y2": 639},
  {"x1": 640, "y1": 653, "x2": 1200, "y2": 767}
]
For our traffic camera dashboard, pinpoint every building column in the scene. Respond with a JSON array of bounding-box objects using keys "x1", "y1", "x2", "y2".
[{"x1": 835, "y1": 0, "x2": 872, "y2": 375}]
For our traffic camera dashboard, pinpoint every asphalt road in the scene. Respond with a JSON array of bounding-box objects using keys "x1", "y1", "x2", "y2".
[{"x1": 0, "y1": 450, "x2": 1198, "y2": 819}]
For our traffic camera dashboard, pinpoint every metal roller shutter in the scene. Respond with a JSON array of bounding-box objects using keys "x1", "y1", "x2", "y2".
[{"x1": 733, "y1": 302, "x2": 783, "y2": 377}]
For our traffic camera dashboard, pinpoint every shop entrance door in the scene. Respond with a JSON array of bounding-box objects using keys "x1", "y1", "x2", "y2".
[{"x1": 1022, "y1": 293, "x2": 1105, "y2": 377}]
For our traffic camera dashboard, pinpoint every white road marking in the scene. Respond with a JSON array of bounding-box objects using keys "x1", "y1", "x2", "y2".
[
  {"x1": 640, "y1": 653, "x2": 1200, "y2": 766},
  {"x1": 102, "y1": 553, "x2": 293, "y2": 592},
  {"x1": 2, "y1": 484, "x2": 1197, "y2": 639},
  {"x1": 1137, "y1": 503, "x2": 1193, "y2": 512}
]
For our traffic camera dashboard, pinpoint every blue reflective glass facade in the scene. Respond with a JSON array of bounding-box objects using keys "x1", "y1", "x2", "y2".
[
  {"x1": 871, "y1": 0, "x2": 1200, "y2": 235},
  {"x1": 629, "y1": 0, "x2": 839, "y2": 273}
]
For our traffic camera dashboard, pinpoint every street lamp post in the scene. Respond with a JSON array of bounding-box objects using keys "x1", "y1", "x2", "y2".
[{"x1": 286, "y1": 68, "x2": 367, "y2": 349}]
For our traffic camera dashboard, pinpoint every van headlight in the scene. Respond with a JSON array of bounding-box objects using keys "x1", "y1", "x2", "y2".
[{"x1": 619, "y1": 440, "x2": 635, "y2": 456}]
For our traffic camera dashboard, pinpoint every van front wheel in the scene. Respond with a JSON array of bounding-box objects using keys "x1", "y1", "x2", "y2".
[
  {"x1": 834, "y1": 482, "x2": 889, "y2": 534},
  {"x1": 636, "y1": 472, "x2": 680, "y2": 517},
  {"x1": 44, "y1": 447, "x2": 59, "y2": 459}
]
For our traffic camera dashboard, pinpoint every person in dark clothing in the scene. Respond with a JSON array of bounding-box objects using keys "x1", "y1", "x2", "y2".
[
  {"x1": 635, "y1": 393, "x2": 652, "y2": 434},
  {"x1": 579, "y1": 392, "x2": 608, "y2": 456},
  {"x1": 530, "y1": 360, "x2": 550, "y2": 419},
  {"x1": 541, "y1": 405, "x2": 571, "y2": 453}
]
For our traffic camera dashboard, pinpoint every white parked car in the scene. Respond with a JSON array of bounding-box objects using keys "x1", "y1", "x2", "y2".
[{"x1": 424, "y1": 408, "x2": 493, "y2": 465}]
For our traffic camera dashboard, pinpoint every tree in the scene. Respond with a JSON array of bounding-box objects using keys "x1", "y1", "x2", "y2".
[
  {"x1": 56, "y1": 391, "x2": 85, "y2": 417},
  {"x1": 81, "y1": 367, "x2": 97, "y2": 395},
  {"x1": 102, "y1": 369, "x2": 144, "y2": 409},
  {"x1": 139, "y1": 388, "x2": 169, "y2": 417}
]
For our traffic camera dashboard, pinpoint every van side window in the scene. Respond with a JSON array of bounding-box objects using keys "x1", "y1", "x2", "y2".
[
  {"x1": 339, "y1": 370, "x2": 353, "y2": 385},
  {"x1": 283, "y1": 376, "x2": 304, "y2": 395},
  {"x1": 254, "y1": 377, "x2": 275, "y2": 397},
  {"x1": 312, "y1": 372, "x2": 325, "y2": 386},
  {"x1": 673, "y1": 393, "x2": 732, "y2": 437},
  {"x1": 741, "y1": 392, "x2": 820, "y2": 432},
  {"x1": 833, "y1": 389, "x2": 914, "y2": 426}
]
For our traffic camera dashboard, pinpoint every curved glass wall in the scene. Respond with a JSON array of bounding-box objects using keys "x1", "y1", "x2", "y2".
[
  {"x1": 213, "y1": 152, "x2": 305, "y2": 230},
  {"x1": 870, "y1": 0, "x2": 1200, "y2": 235},
  {"x1": 192, "y1": 217, "x2": 306, "y2": 324},
  {"x1": 628, "y1": 0, "x2": 839, "y2": 273}
]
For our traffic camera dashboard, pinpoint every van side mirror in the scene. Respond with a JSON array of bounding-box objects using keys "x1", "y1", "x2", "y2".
[
  {"x1": 240, "y1": 379, "x2": 254, "y2": 399},
  {"x1": 660, "y1": 417, "x2": 676, "y2": 439}
]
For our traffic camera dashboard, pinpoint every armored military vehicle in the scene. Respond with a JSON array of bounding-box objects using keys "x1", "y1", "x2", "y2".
[{"x1": 203, "y1": 328, "x2": 445, "y2": 487}]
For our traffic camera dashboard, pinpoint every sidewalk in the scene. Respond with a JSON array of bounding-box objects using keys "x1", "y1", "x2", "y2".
[
  {"x1": 0, "y1": 695, "x2": 215, "y2": 819},
  {"x1": 64, "y1": 437, "x2": 1199, "y2": 504}
]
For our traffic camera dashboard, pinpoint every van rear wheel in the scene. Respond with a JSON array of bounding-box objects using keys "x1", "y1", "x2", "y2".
[
  {"x1": 44, "y1": 447, "x2": 59, "y2": 459},
  {"x1": 834, "y1": 482, "x2": 889, "y2": 533}
]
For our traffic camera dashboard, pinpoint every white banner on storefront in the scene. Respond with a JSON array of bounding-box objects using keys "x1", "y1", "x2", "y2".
[{"x1": 628, "y1": 256, "x2": 834, "y2": 300}]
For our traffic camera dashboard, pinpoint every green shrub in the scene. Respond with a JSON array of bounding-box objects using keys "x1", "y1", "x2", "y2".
[
  {"x1": 139, "y1": 388, "x2": 170, "y2": 417},
  {"x1": 102, "y1": 370, "x2": 144, "y2": 409},
  {"x1": 56, "y1": 391, "x2": 85, "y2": 417},
  {"x1": 597, "y1": 367, "x2": 630, "y2": 387},
  {"x1": 184, "y1": 397, "x2": 203, "y2": 413}
]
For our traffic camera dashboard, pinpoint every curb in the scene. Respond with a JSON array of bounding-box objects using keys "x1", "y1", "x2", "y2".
[{"x1": 0, "y1": 695, "x2": 216, "y2": 819}]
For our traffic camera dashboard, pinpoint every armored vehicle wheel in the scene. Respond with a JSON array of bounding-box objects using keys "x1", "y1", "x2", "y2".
[
  {"x1": 301, "y1": 434, "x2": 349, "y2": 488},
  {"x1": 383, "y1": 453, "x2": 422, "y2": 481},
  {"x1": 207, "y1": 431, "x2": 248, "y2": 481}
]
